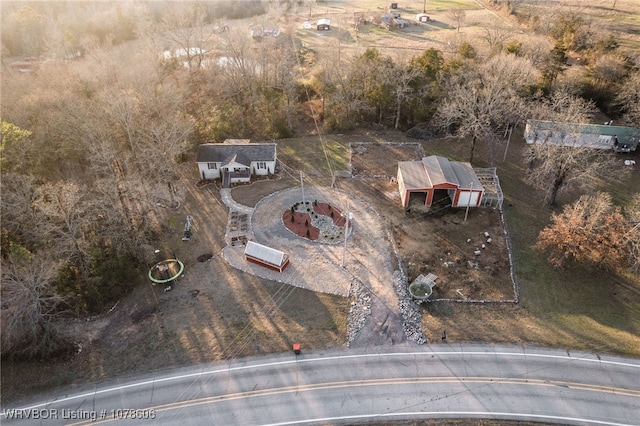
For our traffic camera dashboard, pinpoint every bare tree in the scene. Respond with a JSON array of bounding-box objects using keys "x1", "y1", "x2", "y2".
[
  {"x1": 0, "y1": 173, "x2": 43, "y2": 249},
  {"x1": 35, "y1": 181, "x2": 92, "y2": 277},
  {"x1": 625, "y1": 194, "x2": 640, "y2": 273},
  {"x1": 523, "y1": 89, "x2": 615, "y2": 205},
  {"x1": 482, "y1": 27, "x2": 511, "y2": 52},
  {"x1": 519, "y1": 35, "x2": 553, "y2": 68},
  {"x1": 533, "y1": 88, "x2": 596, "y2": 123},
  {"x1": 213, "y1": 27, "x2": 263, "y2": 135},
  {"x1": 614, "y1": 69, "x2": 640, "y2": 126},
  {"x1": 536, "y1": 192, "x2": 629, "y2": 269},
  {"x1": 524, "y1": 140, "x2": 618, "y2": 206},
  {"x1": 437, "y1": 53, "x2": 538, "y2": 163},
  {"x1": 447, "y1": 8, "x2": 466, "y2": 33},
  {"x1": 1, "y1": 251, "x2": 70, "y2": 359},
  {"x1": 590, "y1": 53, "x2": 627, "y2": 88},
  {"x1": 389, "y1": 56, "x2": 422, "y2": 130},
  {"x1": 1, "y1": 5, "x2": 47, "y2": 56},
  {"x1": 160, "y1": 2, "x2": 215, "y2": 70}
]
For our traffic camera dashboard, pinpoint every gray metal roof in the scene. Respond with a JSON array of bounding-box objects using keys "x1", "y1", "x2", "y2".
[
  {"x1": 525, "y1": 119, "x2": 640, "y2": 150},
  {"x1": 450, "y1": 162, "x2": 483, "y2": 190},
  {"x1": 398, "y1": 160, "x2": 431, "y2": 190},
  {"x1": 196, "y1": 143, "x2": 276, "y2": 165},
  {"x1": 398, "y1": 155, "x2": 484, "y2": 191},
  {"x1": 422, "y1": 155, "x2": 458, "y2": 186}
]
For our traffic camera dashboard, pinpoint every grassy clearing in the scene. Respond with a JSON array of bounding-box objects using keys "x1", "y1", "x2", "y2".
[
  {"x1": 509, "y1": 0, "x2": 640, "y2": 51},
  {"x1": 425, "y1": 0, "x2": 482, "y2": 13},
  {"x1": 278, "y1": 135, "x2": 350, "y2": 177},
  {"x1": 472, "y1": 132, "x2": 640, "y2": 357}
]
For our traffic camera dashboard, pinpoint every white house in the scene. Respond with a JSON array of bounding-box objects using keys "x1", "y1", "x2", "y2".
[
  {"x1": 317, "y1": 18, "x2": 331, "y2": 30},
  {"x1": 196, "y1": 141, "x2": 277, "y2": 187}
]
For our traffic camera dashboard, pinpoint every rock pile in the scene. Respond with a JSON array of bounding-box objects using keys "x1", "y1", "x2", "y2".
[
  {"x1": 393, "y1": 271, "x2": 427, "y2": 344},
  {"x1": 346, "y1": 278, "x2": 372, "y2": 346}
]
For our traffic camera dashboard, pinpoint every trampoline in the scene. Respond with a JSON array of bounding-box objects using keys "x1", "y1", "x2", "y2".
[{"x1": 148, "y1": 259, "x2": 185, "y2": 284}]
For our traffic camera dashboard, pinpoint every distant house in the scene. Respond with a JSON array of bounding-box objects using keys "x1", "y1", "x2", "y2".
[
  {"x1": 196, "y1": 140, "x2": 277, "y2": 187},
  {"x1": 250, "y1": 24, "x2": 281, "y2": 38},
  {"x1": 394, "y1": 18, "x2": 409, "y2": 28},
  {"x1": 524, "y1": 119, "x2": 640, "y2": 153},
  {"x1": 397, "y1": 155, "x2": 485, "y2": 209},
  {"x1": 9, "y1": 57, "x2": 39, "y2": 73},
  {"x1": 416, "y1": 13, "x2": 431, "y2": 23},
  {"x1": 161, "y1": 47, "x2": 208, "y2": 68},
  {"x1": 162, "y1": 47, "x2": 206, "y2": 60},
  {"x1": 317, "y1": 18, "x2": 331, "y2": 30}
]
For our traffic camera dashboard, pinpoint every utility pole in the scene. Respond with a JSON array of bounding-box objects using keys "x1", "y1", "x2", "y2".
[
  {"x1": 300, "y1": 171, "x2": 305, "y2": 205},
  {"x1": 503, "y1": 123, "x2": 514, "y2": 162},
  {"x1": 423, "y1": 0, "x2": 427, "y2": 13},
  {"x1": 464, "y1": 182, "x2": 473, "y2": 222},
  {"x1": 342, "y1": 207, "x2": 350, "y2": 268}
]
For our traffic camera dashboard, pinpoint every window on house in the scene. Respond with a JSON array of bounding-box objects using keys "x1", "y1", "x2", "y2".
[
  {"x1": 257, "y1": 162, "x2": 267, "y2": 169},
  {"x1": 207, "y1": 163, "x2": 217, "y2": 170},
  {"x1": 598, "y1": 135, "x2": 612, "y2": 145}
]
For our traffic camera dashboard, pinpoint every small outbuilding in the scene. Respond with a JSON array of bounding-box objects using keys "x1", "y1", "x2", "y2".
[
  {"x1": 416, "y1": 13, "x2": 431, "y2": 23},
  {"x1": 317, "y1": 18, "x2": 331, "y2": 30},
  {"x1": 397, "y1": 155, "x2": 484, "y2": 209},
  {"x1": 244, "y1": 241, "x2": 290, "y2": 272}
]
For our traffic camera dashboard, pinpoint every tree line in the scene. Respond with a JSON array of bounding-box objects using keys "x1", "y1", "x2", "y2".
[{"x1": 1, "y1": 0, "x2": 639, "y2": 359}]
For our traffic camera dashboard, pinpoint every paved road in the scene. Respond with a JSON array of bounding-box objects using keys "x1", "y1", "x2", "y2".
[{"x1": 3, "y1": 345, "x2": 639, "y2": 426}]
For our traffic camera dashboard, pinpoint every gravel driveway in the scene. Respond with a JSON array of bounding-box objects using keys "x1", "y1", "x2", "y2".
[{"x1": 221, "y1": 186, "x2": 425, "y2": 346}]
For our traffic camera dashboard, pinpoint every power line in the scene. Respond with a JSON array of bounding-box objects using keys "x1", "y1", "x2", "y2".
[{"x1": 289, "y1": 26, "x2": 335, "y2": 185}]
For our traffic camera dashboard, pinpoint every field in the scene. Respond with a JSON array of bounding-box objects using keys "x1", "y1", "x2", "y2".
[
  {"x1": 3, "y1": 0, "x2": 640, "y2": 411},
  {"x1": 296, "y1": 0, "x2": 640, "y2": 59}
]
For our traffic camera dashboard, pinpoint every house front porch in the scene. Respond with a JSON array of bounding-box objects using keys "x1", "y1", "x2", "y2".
[{"x1": 222, "y1": 169, "x2": 251, "y2": 188}]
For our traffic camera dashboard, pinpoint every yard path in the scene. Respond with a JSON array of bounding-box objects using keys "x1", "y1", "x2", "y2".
[{"x1": 220, "y1": 186, "x2": 415, "y2": 347}]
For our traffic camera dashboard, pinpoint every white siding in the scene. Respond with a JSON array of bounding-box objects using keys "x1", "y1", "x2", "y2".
[
  {"x1": 456, "y1": 191, "x2": 481, "y2": 207},
  {"x1": 198, "y1": 163, "x2": 221, "y2": 180}
]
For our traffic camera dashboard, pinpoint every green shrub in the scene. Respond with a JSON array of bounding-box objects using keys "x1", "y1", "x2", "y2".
[{"x1": 57, "y1": 249, "x2": 141, "y2": 315}]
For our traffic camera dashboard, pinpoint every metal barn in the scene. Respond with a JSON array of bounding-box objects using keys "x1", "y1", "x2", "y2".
[{"x1": 397, "y1": 156, "x2": 485, "y2": 209}]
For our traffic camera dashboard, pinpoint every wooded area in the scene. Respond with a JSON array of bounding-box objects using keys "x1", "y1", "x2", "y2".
[{"x1": 1, "y1": 0, "x2": 639, "y2": 359}]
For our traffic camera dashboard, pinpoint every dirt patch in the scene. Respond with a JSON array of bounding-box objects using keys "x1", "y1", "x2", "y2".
[
  {"x1": 351, "y1": 142, "x2": 424, "y2": 178},
  {"x1": 339, "y1": 140, "x2": 514, "y2": 302},
  {"x1": 402, "y1": 208, "x2": 513, "y2": 301},
  {"x1": 197, "y1": 253, "x2": 213, "y2": 262}
]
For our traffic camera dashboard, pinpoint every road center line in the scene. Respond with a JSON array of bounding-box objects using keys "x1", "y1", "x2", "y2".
[{"x1": 5, "y1": 350, "x2": 640, "y2": 415}]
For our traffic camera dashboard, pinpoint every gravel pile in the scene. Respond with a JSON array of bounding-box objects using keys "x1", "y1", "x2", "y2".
[
  {"x1": 346, "y1": 278, "x2": 372, "y2": 346},
  {"x1": 393, "y1": 271, "x2": 427, "y2": 344}
]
